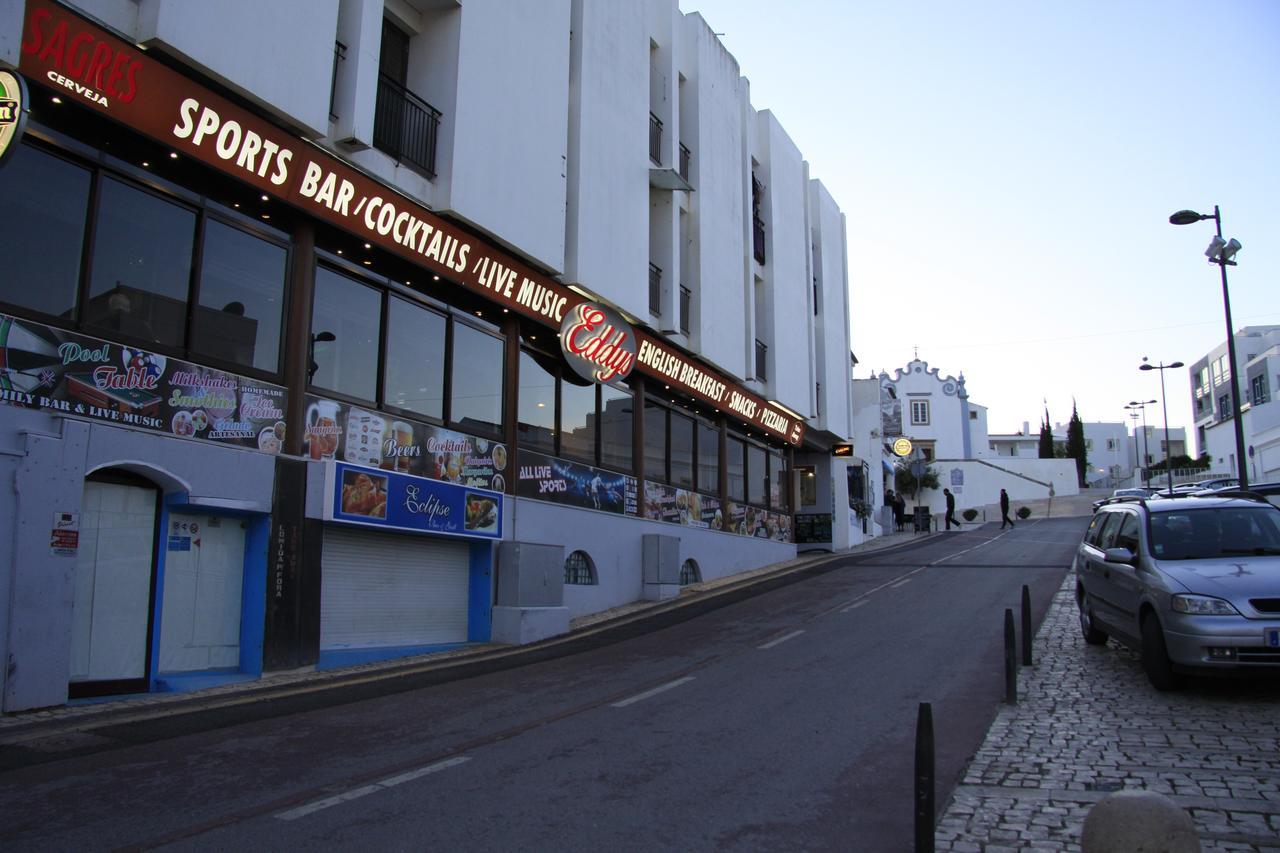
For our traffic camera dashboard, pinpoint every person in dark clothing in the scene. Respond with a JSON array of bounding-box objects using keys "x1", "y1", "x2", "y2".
[
  {"x1": 893, "y1": 492, "x2": 906, "y2": 531},
  {"x1": 944, "y1": 488, "x2": 960, "y2": 530},
  {"x1": 1000, "y1": 488, "x2": 1016, "y2": 529}
]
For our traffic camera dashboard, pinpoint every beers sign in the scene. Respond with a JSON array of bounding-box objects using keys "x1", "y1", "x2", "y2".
[{"x1": 560, "y1": 302, "x2": 636, "y2": 386}]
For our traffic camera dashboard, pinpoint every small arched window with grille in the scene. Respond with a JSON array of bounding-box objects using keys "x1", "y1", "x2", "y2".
[
  {"x1": 679, "y1": 558, "x2": 701, "y2": 586},
  {"x1": 564, "y1": 550, "x2": 596, "y2": 585}
]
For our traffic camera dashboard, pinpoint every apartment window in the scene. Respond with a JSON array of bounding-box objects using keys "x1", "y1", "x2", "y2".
[
  {"x1": 751, "y1": 176, "x2": 767, "y2": 264},
  {"x1": 910, "y1": 399, "x2": 930, "y2": 426},
  {"x1": 1106, "y1": 438, "x2": 1117, "y2": 451},
  {"x1": 1219, "y1": 394, "x2": 1231, "y2": 420},
  {"x1": 329, "y1": 41, "x2": 347, "y2": 120},
  {"x1": 564, "y1": 551, "x2": 596, "y2": 585},
  {"x1": 374, "y1": 19, "x2": 442, "y2": 178},
  {"x1": 1251, "y1": 374, "x2": 1268, "y2": 406},
  {"x1": 969, "y1": 410, "x2": 978, "y2": 420},
  {"x1": 678, "y1": 142, "x2": 691, "y2": 181}
]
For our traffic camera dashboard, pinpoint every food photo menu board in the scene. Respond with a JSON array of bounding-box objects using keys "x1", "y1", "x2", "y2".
[
  {"x1": 0, "y1": 313, "x2": 287, "y2": 452},
  {"x1": 302, "y1": 395, "x2": 508, "y2": 492}
]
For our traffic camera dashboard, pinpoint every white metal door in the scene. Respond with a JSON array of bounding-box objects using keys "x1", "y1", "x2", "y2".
[
  {"x1": 159, "y1": 513, "x2": 246, "y2": 673},
  {"x1": 70, "y1": 480, "x2": 156, "y2": 683},
  {"x1": 321, "y1": 528, "x2": 470, "y2": 649}
]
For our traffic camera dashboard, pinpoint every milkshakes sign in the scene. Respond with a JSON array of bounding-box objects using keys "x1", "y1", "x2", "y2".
[
  {"x1": 0, "y1": 70, "x2": 29, "y2": 167},
  {"x1": 560, "y1": 302, "x2": 636, "y2": 386},
  {"x1": 17, "y1": 0, "x2": 804, "y2": 448}
]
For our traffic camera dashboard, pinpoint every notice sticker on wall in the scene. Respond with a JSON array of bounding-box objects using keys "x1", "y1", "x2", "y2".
[{"x1": 50, "y1": 511, "x2": 79, "y2": 556}]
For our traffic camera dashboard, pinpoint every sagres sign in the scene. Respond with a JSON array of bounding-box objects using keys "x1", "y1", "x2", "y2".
[
  {"x1": 0, "y1": 70, "x2": 30, "y2": 167},
  {"x1": 560, "y1": 302, "x2": 636, "y2": 386}
]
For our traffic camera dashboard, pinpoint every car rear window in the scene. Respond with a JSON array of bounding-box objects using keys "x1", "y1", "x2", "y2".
[{"x1": 1148, "y1": 507, "x2": 1280, "y2": 560}]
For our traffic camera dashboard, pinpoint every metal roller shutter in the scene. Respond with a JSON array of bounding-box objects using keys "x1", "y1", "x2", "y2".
[{"x1": 321, "y1": 527, "x2": 470, "y2": 650}]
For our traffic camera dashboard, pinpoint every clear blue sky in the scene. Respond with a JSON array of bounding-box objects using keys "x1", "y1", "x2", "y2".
[{"x1": 685, "y1": 0, "x2": 1279, "y2": 442}]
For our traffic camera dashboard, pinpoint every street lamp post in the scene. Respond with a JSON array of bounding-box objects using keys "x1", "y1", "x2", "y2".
[
  {"x1": 1169, "y1": 206, "x2": 1249, "y2": 490},
  {"x1": 1140, "y1": 359, "x2": 1183, "y2": 495},
  {"x1": 1125, "y1": 399, "x2": 1156, "y2": 486},
  {"x1": 1127, "y1": 411, "x2": 1143, "y2": 482}
]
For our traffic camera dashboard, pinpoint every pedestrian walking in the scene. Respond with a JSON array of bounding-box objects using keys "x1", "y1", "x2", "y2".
[
  {"x1": 999, "y1": 488, "x2": 1016, "y2": 529},
  {"x1": 944, "y1": 487, "x2": 961, "y2": 530},
  {"x1": 893, "y1": 491, "x2": 906, "y2": 531}
]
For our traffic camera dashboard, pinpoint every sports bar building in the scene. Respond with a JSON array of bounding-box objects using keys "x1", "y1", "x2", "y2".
[{"x1": 0, "y1": 0, "x2": 856, "y2": 711}]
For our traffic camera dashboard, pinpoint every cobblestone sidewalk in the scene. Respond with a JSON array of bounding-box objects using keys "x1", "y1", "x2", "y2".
[{"x1": 936, "y1": 576, "x2": 1280, "y2": 852}]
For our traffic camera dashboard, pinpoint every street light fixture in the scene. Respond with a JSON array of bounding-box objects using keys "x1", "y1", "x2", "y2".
[
  {"x1": 1169, "y1": 206, "x2": 1248, "y2": 490},
  {"x1": 1140, "y1": 359, "x2": 1183, "y2": 495},
  {"x1": 1124, "y1": 399, "x2": 1156, "y2": 486}
]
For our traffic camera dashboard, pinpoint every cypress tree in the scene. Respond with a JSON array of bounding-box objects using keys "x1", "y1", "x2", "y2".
[
  {"x1": 1066, "y1": 401, "x2": 1088, "y2": 486},
  {"x1": 1038, "y1": 405, "x2": 1054, "y2": 459}
]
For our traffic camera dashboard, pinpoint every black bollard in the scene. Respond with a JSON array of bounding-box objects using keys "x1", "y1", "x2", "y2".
[
  {"x1": 1004, "y1": 608, "x2": 1017, "y2": 704},
  {"x1": 1021, "y1": 585, "x2": 1033, "y2": 667},
  {"x1": 914, "y1": 702, "x2": 935, "y2": 853}
]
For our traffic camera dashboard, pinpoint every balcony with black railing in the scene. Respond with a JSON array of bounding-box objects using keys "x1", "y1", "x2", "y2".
[
  {"x1": 678, "y1": 143, "x2": 690, "y2": 181},
  {"x1": 649, "y1": 113, "x2": 663, "y2": 165},
  {"x1": 374, "y1": 73, "x2": 442, "y2": 178},
  {"x1": 752, "y1": 216, "x2": 767, "y2": 264},
  {"x1": 679, "y1": 285, "x2": 691, "y2": 334},
  {"x1": 649, "y1": 263, "x2": 662, "y2": 316},
  {"x1": 755, "y1": 338, "x2": 768, "y2": 380}
]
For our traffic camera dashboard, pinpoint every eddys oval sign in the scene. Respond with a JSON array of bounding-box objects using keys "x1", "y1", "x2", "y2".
[
  {"x1": 560, "y1": 302, "x2": 636, "y2": 387},
  {"x1": 0, "y1": 70, "x2": 30, "y2": 168}
]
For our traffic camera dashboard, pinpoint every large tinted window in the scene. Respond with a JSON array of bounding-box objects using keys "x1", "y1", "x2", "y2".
[
  {"x1": 644, "y1": 403, "x2": 667, "y2": 480},
  {"x1": 600, "y1": 384, "x2": 633, "y2": 471},
  {"x1": 191, "y1": 219, "x2": 286, "y2": 372},
  {"x1": 450, "y1": 322, "x2": 504, "y2": 434},
  {"x1": 727, "y1": 437, "x2": 745, "y2": 501},
  {"x1": 670, "y1": 412, "x2": 694, "y2": 489},
  {"x1": 697, "y1": 422, "x2": 719, "y2": 491},
  {"x1": 0, "y1": 144, "x2": 89, "y2": 319},
  {"x1": 747, "y1": 444, "x2": 766, "y2": 506},
  {"x1": 385, "y1": 296, "x2": 446, "y2": 419},
  {"x1": 561, "y1": 378, "x2": 596, "y2": 463},
  {"x1": 770, "y1": 449, "x2": 788, "y2": 510},
  {"x1": 517, "y1": 350, "x2": 557, "y2": 454},
  {"x1": 85, "y1": 177, "x2": 196, "y2": 347},
  {"x1": 311, "y1": 267, "x2": 381, "y2": 399}
]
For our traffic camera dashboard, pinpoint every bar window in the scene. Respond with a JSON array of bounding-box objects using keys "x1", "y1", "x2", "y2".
[
  {"x1": 450, "y1": 322, "x2": 504, "y2": 435},
  {"x1": 644, "y1": 402, "x2": 667, "y2": 480},
  {"x1": 311, "y1": 266, "x2": 381, "y2": 400},
  {"x1": 600, "y1": 383, "x2": 633, "y2": 471},
  {"x1": 697, "y1": 421, "x2": 719, "y2": 492},
  {"x1": 747, "y1": 444, "x2": 766, "y2": 506},
  {"x1": 384, "y1": 296, "x2": 446, "y2": 420},
  {"x1": 85, "y1": 177, "x2": 196, "y2": 348},
  {"x1": 769, "y1": 449, "x2": 788, "y2": 510},
  {"x1": 0, "y1": 144, "x2": 90, "y2": 320},
  {"x1": 670, "y1": 412, "x2": 694, "y2": 489},
  {"x1": 191, "y1": 219, "x2": 287, "y2": 373},
  {"x1": 560, "y1": 377, "x2": 596, "y2": 463},
  {"x1": 517, "y1": 350, "x2": 557, "y2": 454},
  {"x1": 727, "y1": 436, "x2": 745, "y2": 501}
]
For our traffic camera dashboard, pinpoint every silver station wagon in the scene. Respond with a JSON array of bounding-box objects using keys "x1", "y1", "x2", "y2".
[{"x1": 1074, "y1": 494, "x2": 1280, "y2": 689}]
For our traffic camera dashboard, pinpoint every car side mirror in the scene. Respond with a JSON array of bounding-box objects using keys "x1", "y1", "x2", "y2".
[{"x1": 1103, "y1": 547, "x2": 1135, "y2": 565}]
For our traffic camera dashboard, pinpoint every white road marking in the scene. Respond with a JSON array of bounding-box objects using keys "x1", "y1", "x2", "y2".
[
  {"x1": 889, "y1": 578, "x2": 912, "y2": 589},
  {"x1": 611, "y1": 676, "x2": 696, "y2": 708},
  {"x1": 758, "y1": 629, "x2": 805, "y2": 650},
  {"x1": 840, "y1": 599, "x2": 869, "y2": 613},
  {"x1": 275, "y1": 756, "x2": 471, "y2": 821}
]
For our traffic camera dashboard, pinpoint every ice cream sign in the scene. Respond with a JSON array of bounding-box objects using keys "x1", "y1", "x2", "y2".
[
  {"x1": 560, "y1": 301, "x2": 637, "y2": 386},
  {"x1": 0, "y1": 70, "x2": 30, "y2": 168}
]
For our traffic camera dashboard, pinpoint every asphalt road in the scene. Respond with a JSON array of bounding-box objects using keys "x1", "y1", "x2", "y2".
[{"x1": 0, "y1": 517, "x2": 1089, "y2": 852}]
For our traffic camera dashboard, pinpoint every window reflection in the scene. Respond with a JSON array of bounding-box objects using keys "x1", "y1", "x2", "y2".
[
  {"x1": 560, "y1": 378, "x2": 596, "y2": 463},
  {"x1": 517, "y1": 350, "x2": 556, "y2": 453},
  {"x1": 697, "y1": 422, "x2": 719, "y2": 492},
  {"x1": 311, "y1": 267, "x2": 380, "y2": 399},
  {"x1": 85, "y1": 177, "x2": 196, "y2": 347},
  {"x1": 600, "y1": 384, "x2": 633, "y2": 471},
  {"x1": 727, "y1": 437, "x2": 745, "y2": 501},
  {"x1": 670, "y1": 412, "x2": 693, "y2": 488},
  {"x1": 450, "y1": 322, "x2": 504, "y2": 434},
  {"x1": 192, "y1": 219, "x2": 286, "y2": 372},
  {"x1": 770, "y1": 449, "x2": 788, "y2": 510},
  {"x1": 645, "y1": 403, "x2": 667, "y2": 480},
  {"x1": 747, "y1": 444, "x2": 766, "y2": 505},
  {"x1": 385, "y1": 296, "x2": 445, "y2": 420},
  {"x1": 0, "y1": 144, "x2": 89, "y2": 320}
]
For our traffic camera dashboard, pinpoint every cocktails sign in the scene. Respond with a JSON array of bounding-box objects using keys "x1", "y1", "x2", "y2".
[{"x1": 560, "y1": 301, "x2": 636, "y2": 386}]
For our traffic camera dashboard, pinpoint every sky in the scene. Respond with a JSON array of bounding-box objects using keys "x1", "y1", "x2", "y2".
[{"x1": 683, "y1": 0, "x2": 1279, "y2": 442}]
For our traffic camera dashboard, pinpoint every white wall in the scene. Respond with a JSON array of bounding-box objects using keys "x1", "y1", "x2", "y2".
[
  {"x1": 137, "y1": 0, "x2": 339, "y2": 138},
  {"x1": 810, "y1": 180, "x2": 853, "y2": 439},
  {"x1": 881, "y1": 360, "x2": 971, "y2": 460},
  {"x1": 913, "y1": 457, "x2": 1079, "y2": 522}
]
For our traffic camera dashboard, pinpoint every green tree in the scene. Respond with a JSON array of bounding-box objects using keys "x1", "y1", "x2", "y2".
[
  {"x1": 1038, "y1": 406, "x2": 1054, "y2": 459},
  {"x1": 895, "y1": 463, "x2": 939, "y2": 499},
  {"x1": 1066, "y1": 401, "x2": 1088, "y2": 487}
]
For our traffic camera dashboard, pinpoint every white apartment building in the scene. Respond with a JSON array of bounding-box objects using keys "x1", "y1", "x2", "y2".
[
  {"x1": 1190, "y1": 326, "x2": 1280, "y2": 484},
  {"x1": 0, "y1": 0, "x2": 853, "y2": 710}
]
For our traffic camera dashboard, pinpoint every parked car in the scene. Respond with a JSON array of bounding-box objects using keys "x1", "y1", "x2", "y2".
[
  {"x1": 1074, "y1": 493, "x2": 1280, "y2": 689},
  {"x1": 1200, "y1": 482, "x2": 1280, "y2": 510},
  {"x1": 1092, "y1": 487, "x2": 1155, "y2": 513},
  {"x1": 1195, "y1": 477, "x2": 1239, "y2": 490}
]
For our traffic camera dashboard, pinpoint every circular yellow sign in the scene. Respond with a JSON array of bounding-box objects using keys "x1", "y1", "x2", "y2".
[{"x1": 892, "y1": 437, "x2": 913, "y2": 457}]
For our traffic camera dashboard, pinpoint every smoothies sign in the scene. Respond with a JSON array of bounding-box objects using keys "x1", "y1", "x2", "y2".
[
  {"x1": 560, "y1": 302, "x2": 636, "y2": 385},
  {"x1": 17, "y1": 0, "x2": 804, "y2": 448}
]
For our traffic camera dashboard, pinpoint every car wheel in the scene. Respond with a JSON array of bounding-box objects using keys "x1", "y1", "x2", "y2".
[
  {"x1": 1078, "y1": 592, "x2": 1109, "y2": 646},
  {"x1": 1140, "y1": 613, "x2": 1180, "y2": 691}
]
